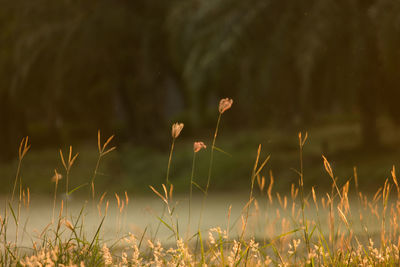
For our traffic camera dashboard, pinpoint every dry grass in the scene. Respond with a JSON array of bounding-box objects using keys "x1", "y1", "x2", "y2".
[{"x1": 1, "y1": 99, "x2": 400, "y2": 266}]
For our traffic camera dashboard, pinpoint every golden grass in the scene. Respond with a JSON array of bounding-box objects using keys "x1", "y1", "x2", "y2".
[{"x1": 2, "y1": 99, "x2": 400, "y2": 266}]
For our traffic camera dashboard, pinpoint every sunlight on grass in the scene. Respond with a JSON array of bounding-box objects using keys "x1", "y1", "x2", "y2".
[{"x1": 1, "y1": 99, "x2": 400, "y2": 266}]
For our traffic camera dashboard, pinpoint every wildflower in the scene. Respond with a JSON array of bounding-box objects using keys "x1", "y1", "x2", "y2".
[
  {"x1": 228, "y1": 240, "x2": 241, "y2": 266},
  {"x1": 219, "y1": 98, "x2": 233, "y2": 114},
  {"x1": 194, "y1": 141, "x2": 207, "y2": 153},
  {"x1": 293, "y1": 239, "x2": 301, "y2": 250},
  {"x1": 102, "y1": 244, "x2": 113, "y2": 265},
  {"x1": 264, "y1": 256, "x2": 272, "y2": 266},
  {"x1": 121, "y1": 252, "x2": 128, "y2": 265},
  {"x1": 208, "y1": 230, "x2": 216, "y2": 245},
  {"x1": 171, "y1": 123, "x2": 184, "y2": 139}
]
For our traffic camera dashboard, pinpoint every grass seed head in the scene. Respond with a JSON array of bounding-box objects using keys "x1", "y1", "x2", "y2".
[
  {"x1": 171, "y1": 123, "x2": 184, "y2": 139},
  {"x1": 194, "y1": 141, "x2": 207, "y2": 153},
  {"x1": 218, "y1": 98, "x2": 233, "y2": 114}
]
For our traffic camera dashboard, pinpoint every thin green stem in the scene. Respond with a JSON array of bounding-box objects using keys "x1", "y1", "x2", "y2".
[
  {"x1": 11, "y1": 160, "x2": 22, "y2": 203},
  {"x1": 66, "y1": 169, "x2": 70, "y2": 219},
  {"x1": 166, "y1": 138, "x2": 176, "y2": 185},
  {"x1": 15, "y1": 181, "x2": 22, "y2": 251},
  {"x1": 299, "y1": 139, "x2": 310, "y2": 254},
  {"x1": 206, "y1": 113, "x2": 221, "y2": 193},
  {"x1": 187, "y1": 152, "x2": 196, "y2": 240},
  {"x1": 90, "y1": 156, "x2": 102, "y2": 202},
  {"x1": 52, "y1": 179, "x2": 59, "y2": 224},
  {"x1": 240, "y1": 164, "x2": 256, "y2": 241},
  {"x1": 197, "y1": 113, "x2": 222, "y2": 264},
  {"x1": 153, "y1": 137, "x2": 176, "y2": 243}
]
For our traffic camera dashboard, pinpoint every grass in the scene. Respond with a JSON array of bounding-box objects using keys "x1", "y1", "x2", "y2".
[
  {"x1": 1, "y1": 100, "x2": 400, "y2": 265},
  {"x1": 1, "y1": 117, "x2": 400, "y2": 195}
]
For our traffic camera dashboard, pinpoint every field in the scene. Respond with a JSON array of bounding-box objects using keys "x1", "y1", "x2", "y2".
[{"x1": 1, "y1": 100, "x2": 400, "y2": 266}]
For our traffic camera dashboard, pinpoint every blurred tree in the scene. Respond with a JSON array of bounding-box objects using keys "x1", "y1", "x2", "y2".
[
  {"x1": 1, "y1": 0, "x2": 400, "y2": 159},
  {"x1": 166, "y1": 0, "x2": 399, "y2": 147},
  {"x1": 0, "y1": 0, "x2": 173, "y2": 158}
]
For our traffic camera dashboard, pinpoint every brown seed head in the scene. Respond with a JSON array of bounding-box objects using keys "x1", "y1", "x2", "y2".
[
  {"x1": 63, "y1": 219, "x2": 74, "y2": 231},
  {"x1": 171, "y1": 123, "x2": 184, "y2": 139},
  {"x1": 193, "y1": 141, "x2": 207, "y2": 153},
  {"x1": 218, "y1": 98, "x2": 233, "y2": 114}
]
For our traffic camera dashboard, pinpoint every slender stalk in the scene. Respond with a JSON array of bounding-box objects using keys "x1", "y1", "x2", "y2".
[
  {"x1": 237, "y1": 145, "x2": 269, "y2": 263},
  {"x1": 91, "y1": 131, "x2": 115, "y2": 213},
  {"x1": 298, "y1": 133, "x2": 310, "y2": 254},
  {"x1": 153, "y1": 136, "x2": 177, "y2": 242},
  {"x1": 90, "y1": 156, "x2": 101, "y2": 202},
  {"x1": 187, "y1": 152, "x2": 196, "y2": 240},
  {"x1": 15, "y1": 181, "x2": 22, "y2": 250},
  {"x1": 206, "y1": 113, "x2": 221, "y2": 193},
  {"x1": 13, "y1": 157, "x2": 24, "y2": 249},
  {"x1": 236, "y1": 173, "x2": 256, "y2": 262},
  {"x1": 52, "y1": 178, "x2": 59, "y2": 224},
  {"x1": 3, "y1": 200, "x2": 8, "y2": 265},
  {"x1": 11, "y1": 137, "x2": 29, "y2": 203},
  {"x1": 240, "y1": 146, "x2": 259, "y2": 241},
  {"x1": 11, "y1": 160, "x2": 22, "y2": 203},
  {"x1": 166, "y1": 138, "x2": 176, "y2": 185},
  {"x1": 197, "y1": 113, "x2": 221, "y2": 263},
  {"x1": 66, "y1": 168, "x2": 69, "y2": 219}
]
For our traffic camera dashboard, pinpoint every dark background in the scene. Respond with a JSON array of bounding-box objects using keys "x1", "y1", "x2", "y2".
[{"x1": 1, "y1": 0, "x2": 400, "y2": 195}]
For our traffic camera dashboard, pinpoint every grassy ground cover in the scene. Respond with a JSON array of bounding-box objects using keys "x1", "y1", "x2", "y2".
[{"x1": 1, "y1": 99, "x2": 400, "y2": 265}]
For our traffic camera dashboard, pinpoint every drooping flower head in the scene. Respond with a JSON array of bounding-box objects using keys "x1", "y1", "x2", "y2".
[
  {"x1": 219, "y1": 98, "x2": 233, "y2": 114},
  {"x1": 193, "y1": 141, "x2": 207, "y2": 153},
  {"x1": 171, "y1": 123, "x2": 184, "y2": 139}
]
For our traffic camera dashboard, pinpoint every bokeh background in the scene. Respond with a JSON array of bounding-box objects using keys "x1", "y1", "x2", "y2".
[{"x1": 1, "y1": 0, "x2": 400, "y2": 196}]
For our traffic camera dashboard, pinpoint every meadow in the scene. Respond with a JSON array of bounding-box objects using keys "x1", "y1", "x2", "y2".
[{"x1": 1, "y1": 99, "x2": 400, "y2": 266}]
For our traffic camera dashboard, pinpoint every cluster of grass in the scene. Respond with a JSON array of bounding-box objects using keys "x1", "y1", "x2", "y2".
[
  {"x1": 2, "y1": 117, "x2": 400, "y2": 196},
  {"x1": 1, "y1": 99, "x2": 400, "y2": 266}
]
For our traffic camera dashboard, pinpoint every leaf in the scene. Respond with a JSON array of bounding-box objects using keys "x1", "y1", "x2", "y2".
[
  {"x1": 68, "y1": 183, "x2": 88, "y2": 195},
  {"x1": 156, "y1": 216, "x2": 175, "y2": 234},
  {"x1": 212, "y1": 146, "x2": 232, "y2": 157},
  {"x1": 309, "y1": 224, "x2": 317, "y2": 239},
  {"x1": 89, "y1": 216, "x2": 105, "y2": 250},
  {"x1": 8, "y1": 202, "x2": 17, "y2": 225},
  {"x1": 199, "y1": 230, "x2": 205, "y2": 264},
  {"x1": 261, "y1": 228, "x2": 302, "y2": 248},
  {"x1": 192, "y1": 181, "x2": 206, "y2": 194},
  {"x1": 255, "y1": 155, "x2": 271, "y2": 177},
  {"x1": 138, "y1": 226, "x2": 148, "y2": 249}
]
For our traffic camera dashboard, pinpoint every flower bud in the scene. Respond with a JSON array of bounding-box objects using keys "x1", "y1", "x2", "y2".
[
  {"x1": 193, "y1": 141, "x2": 207, "y2": 153},
  {"x1": 218, "y1": 98, "x2": 233, "y2": 114},
  {"x1": 171, "y1": 123, "x2": 184, "y2": 139}
]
